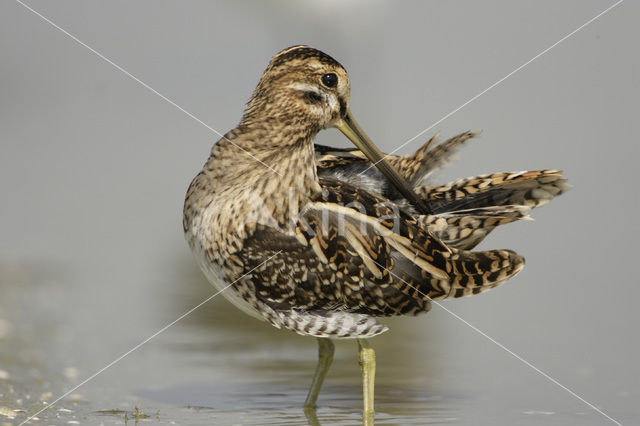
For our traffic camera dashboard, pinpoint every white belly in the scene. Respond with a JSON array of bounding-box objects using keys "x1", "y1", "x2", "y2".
[
  {"x1": 185, "y1": 208, "x2": 264, "y2": 322},
  {"x1": 193, "y1": 247, "x2": 264, "y2": 321}
]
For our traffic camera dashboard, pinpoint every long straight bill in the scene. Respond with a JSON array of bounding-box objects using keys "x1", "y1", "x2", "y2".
[{"x1": 335, "y1": 109, "x2": 432, "y2": 215}]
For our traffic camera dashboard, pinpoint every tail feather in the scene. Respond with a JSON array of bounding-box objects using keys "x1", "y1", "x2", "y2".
[
  {"x1": 416, "y1": 170, "x2": 570, "y2": 213},
  {"x1": 387, "y1": 217, "x2": 525, "y2": 301},
  {"x1": 420, "y1": 205, "x2": 531, "y2": 250},
  {"x1": 445, "y1": 248, "x2": 525, "y2": 299},
  {"x1": 412, "y1": 170, "x2": 568, "y2": 249},
  {"x1": 415, "y1": 248, "x2": 525, "y2": 300},
  {"x1": 387, "y1": 131, "x2": 477, "y2": 184}
]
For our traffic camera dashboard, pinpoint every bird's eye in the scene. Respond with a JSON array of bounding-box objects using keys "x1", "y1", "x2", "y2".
[{"x1": 321, "y1": 73, "x2": 338, "y2": 88}]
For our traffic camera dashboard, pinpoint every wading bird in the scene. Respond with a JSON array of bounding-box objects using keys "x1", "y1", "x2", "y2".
[{"x1": 183, "y1": 46, "x2": 568, "y2": 424}]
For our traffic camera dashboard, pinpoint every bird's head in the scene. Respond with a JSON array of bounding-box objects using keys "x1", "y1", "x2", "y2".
[
  {"x1": 244, "y1": 45, "x2": 350, "y2": 130},
  {"x1": 241, "y1": 46, "x2": 431, "y2": 213}
]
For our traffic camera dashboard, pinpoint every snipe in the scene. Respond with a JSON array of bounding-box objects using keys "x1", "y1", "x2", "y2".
[{"x1": 183, "y1": 45, "x2": 568, "y2": 424}]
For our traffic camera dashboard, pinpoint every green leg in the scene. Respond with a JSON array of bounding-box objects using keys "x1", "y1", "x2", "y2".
[
  {"x1": 303, "y1": 406, "x2": 321, "y2": 426},
  {"x1": 304, "y1": 337, "x2": 335, "y2": 410},
  {"x1": 357, "y1": 338, "x2": 376, "y2": 425}
]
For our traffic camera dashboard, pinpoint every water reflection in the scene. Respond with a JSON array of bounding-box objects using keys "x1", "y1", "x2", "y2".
[
  {"x1": 0, "y1": 261, "x2": 86, "y2": 424},
  {"x1": 0, "y1": 242, "x2": 615, "y2": 424},
  {"x1": 148, "y1": 256, "x2": 459, "y2": 424},
  {"x1": 1, "y1": 254, "x2": 617, "y2": 425}
]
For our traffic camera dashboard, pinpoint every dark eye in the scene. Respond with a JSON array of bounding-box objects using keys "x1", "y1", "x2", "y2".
[{"x1": 321, "y1": 73, "x2": 338, "y2": 88}]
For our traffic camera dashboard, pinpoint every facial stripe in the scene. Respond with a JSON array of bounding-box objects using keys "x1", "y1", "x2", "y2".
[
  {"x1": 287, "y1": 82, "x2": 341, "y2": 116},
  {"x1": 288, "y1": 82, "x2": 322, "y2": 94}
]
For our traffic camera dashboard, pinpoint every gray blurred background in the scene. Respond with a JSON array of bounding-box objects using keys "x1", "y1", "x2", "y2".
[{"x1": 1, "y1": 1, "x2": 638, "y2": 425}]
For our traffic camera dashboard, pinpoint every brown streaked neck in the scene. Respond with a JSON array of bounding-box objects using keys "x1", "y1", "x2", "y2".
[
  {"x1": 236, "y1": 114, "x2": 320, "y2": 153},
  {"x1": 203, "y1": 119, "x2": 323, "y2": 222}
]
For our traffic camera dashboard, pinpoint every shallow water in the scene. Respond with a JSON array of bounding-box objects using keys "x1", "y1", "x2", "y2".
[
  {"x1": 1, "y1": 1, "x2": 639, "y2": 425},
  {"x1": 0, "y1": 258, "x2": 634, "y2": 425}
]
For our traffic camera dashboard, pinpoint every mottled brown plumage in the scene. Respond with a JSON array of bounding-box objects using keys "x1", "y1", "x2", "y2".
[
  {"x1": 316, "y1": 133, "x2": 570, "y2": 250},
  {"x1": 183, "y1": 46, "x2": 567, "y2": 420},
  {"x1": 183, "y1": 47, "x2": 538, "y2": 339}
]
